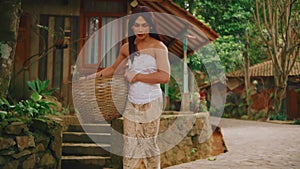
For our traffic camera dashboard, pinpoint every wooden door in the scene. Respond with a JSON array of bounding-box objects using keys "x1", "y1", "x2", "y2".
[
  {"x1": 38, "y1": 15, "x2": 80, "y2": 107},
  {"x1": 286, "y1": 85, "x2": 300, "y2": 120}
]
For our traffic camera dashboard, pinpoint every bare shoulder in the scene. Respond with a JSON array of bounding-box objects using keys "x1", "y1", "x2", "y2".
[
  {"x1": 153, "y1": 40, "x2": 167, "y2": 51},
  {"x1": 152, "y1": 40, "x2": 167, "y2": 58}
]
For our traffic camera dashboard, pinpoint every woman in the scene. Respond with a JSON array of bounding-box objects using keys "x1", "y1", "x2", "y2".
[{"x1": 96, "y1": 6, "x2": 170, "y2": 169}]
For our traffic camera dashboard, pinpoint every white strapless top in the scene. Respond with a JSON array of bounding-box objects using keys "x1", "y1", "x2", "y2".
[{"x1": 127, "y1": 53, "x2": 162, "y2": 104}]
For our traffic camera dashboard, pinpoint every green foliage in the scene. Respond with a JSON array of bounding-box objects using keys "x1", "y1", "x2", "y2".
[
  {"x1": 214, "y1": 36, "x2": 244, "y2": 72},
  {"x1": 188, "y1": 44, "x2": 225, "y2": 81},
  {"x1": 190, "y1": 92, "x2": 207, "y2": 113},
  {"x1": 0, "y1": 98, "x2": 14, "y2": 120},
  {"x1": 166, "y1": 76, "x2": 182, "y2": 105},
  {"x1": 174, "y1": 0, "x2": 269, "y2": 120},
  {"x1": 190, "y1": 147, "x2": 196, "y2": 155},
  {"x1": 269, "y1": 112, "x2": 287, "y2": 121},
  {"x1": 0, "y1": 79, "x2": 58, "y2": 120},
  {"x1": 13, "y1": 97, "x2": 56, "y2": 118},
  {"x1": 194, "y1": 0, "x2": 254, "y2": 36},
  {"x1": 166, "y1": 60, "x2": 184, "y2": 110},
  {"x1": 175, "y1": 0, "x2": 263, "y2": 73},
  {"x1": 249, "y1": 110, "x2": 267, "y2": 120},
  {"x1": 0, "y1": 110, "x2": 8, "y2": 120},
  {"x1": 0, "y1": 97, "x2": 12, "y2": 111},
  {"x1": 27, "y1": 79, "x2": 57, "y2": 97},
  {"x1": 223, "y1": 92, "x2": 248, "y2": 118},
  {"x1": 294, "y1": 118, "x2": 300, "y2": 125}
]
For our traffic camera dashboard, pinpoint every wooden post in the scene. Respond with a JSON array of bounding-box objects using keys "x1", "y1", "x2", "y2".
[
  {"x1": 181, "y1": 33, "x2": 196, "y2": 112},
  {"x1": 164, "y1": 83, "x2": 170, "y2": 110},
  {"x1": 181, "y1": 33, "x2": 189, "y2": 111}
]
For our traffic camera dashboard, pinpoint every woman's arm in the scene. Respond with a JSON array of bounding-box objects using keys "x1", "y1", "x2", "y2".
[{"x1": 90, "y1": 43, "x2": 129, "y2": 78}]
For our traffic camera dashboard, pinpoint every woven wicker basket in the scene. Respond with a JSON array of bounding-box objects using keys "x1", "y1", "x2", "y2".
[{"x1": 72, "y1": 75, "x2": 128, "y2": 122}]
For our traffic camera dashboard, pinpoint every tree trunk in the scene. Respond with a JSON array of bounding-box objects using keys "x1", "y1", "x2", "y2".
[
  {"x1": 244, "y1": 32, "x2": 251, "y2": 117},
  {"x1": 244, "y1": 53, "x2": 251, "y2": 116},
  {"x1": 0, "y1": 0, "x2": 21, "y2": 98},
  {"x1": 254, "y1": 0, "x2": 300, "y2": 119},
  {"x1": 272, "y1": 69, "x2": 288, "y2": 116}
]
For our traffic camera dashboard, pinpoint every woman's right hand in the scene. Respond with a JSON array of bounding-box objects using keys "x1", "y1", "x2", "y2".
[
  {"x1": 82, "y1": 67, "x2": 115, "y2": 80},
  {"x1": 97, "y1": 66, "x2": 115, "y2": 77}
]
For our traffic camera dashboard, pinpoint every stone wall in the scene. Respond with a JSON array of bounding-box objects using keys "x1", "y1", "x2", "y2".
[
  {"x1": 111, "y1": 112, "x2": 213, "y2": 168},
  {"x1": 160, "y1": 112, "x2": 213, "y2": 168},
  {"x1": 0, "y1": 116, "x2": 63, "y2": 169}
]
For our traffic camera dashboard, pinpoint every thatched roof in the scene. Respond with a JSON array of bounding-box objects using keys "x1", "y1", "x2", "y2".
[
  {"x1": 136, "y1": 0, "x2": 219, "y2": 57},
  {"x1": 226, "y1": 60, "x2": 300, "y2": 78}
]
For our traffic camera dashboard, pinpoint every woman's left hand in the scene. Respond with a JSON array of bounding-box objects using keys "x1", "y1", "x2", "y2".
[{"x1": 125, "y1": 72, "x2": 139, "y2": 83}]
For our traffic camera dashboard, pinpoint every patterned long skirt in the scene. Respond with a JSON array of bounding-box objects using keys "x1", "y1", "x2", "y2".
[{"x1": 123, "y1": 97, "x2": 162, "y2": 169}]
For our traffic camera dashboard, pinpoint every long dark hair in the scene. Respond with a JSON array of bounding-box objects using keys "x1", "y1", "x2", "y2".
[{"x1": 128, "y1": 6, "x2": 161, "y2": 63}]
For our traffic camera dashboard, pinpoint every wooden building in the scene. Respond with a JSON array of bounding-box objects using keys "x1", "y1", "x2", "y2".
[
  {"x1": 226, "y1": 60, "x2": 300, "y2": 120},
  {"x1": 11, "y1": 0, "x2": 218, "y2": 111}
]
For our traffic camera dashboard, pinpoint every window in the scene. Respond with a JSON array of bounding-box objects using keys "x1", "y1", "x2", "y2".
[
  {"x1": 100, "y1": 17, "x2": 124, "y2": 67},
  {"x1": 82, "y1": 16, "x2": 124, "y2": 70},
  {"x1": 85, "y1": 17, "x2": 100, "y2": 65},
  {"x1": 79, "y1": 0, "x2": 127, "y2": 74}
]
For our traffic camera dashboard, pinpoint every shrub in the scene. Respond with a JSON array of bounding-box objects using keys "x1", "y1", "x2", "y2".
[
  {"x1": 269, "y1": 111, "x2": 287, "y2": 121},
  {"x1": 0, "y1": 79, "x2": 58, "y2": 120},
  {"x1": 294, "y1": 118, "x2": 300, "y2": 125}
]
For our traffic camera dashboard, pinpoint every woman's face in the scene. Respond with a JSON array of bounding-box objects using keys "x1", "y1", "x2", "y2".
[{"x1": 132, "y1": 16, "x2": 151, "y2": 40}]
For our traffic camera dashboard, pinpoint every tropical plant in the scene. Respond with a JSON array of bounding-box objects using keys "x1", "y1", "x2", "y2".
[
  {"x1": 0, "y1": 98, "x2": 12, "y2": 120},
  {"x1": 27, "y1": 79, "x2": 57, "y2": 98},
  {"x1": 269, "y1": 111, "x2": 287, "y2": 121},
  {"x1": 166, "y1": 76, "x2": 182, "y2": 110},
  {"x1": 223, "y1": 92, "x2": 248, "y2": 118},
  {"x1": 0, "y1": 79, "x2": 58, "y2": 120},
  {"x1": 294, "y1": 118, "x2": 300, "y2": 125}
]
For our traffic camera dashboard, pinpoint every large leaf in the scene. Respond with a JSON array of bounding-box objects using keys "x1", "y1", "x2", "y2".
[
  {"x1": 26, "y1": 79, "x2": 57, "y2": 97},
  {"x1": 43, "y1": 80, "x2": 50, "y2": 90},
  {"x1": 31, "y1": 92, "x2": 41, "y2": 102},
  {"x1": 27, "y1": 81, "x2": 37, "y2": 92},
  {"x1": 36, "y1": 79, "x2": 42, "y2": 93},
  {"x1": 42, "y1": 88, "x2": 57, "y2": 96}
]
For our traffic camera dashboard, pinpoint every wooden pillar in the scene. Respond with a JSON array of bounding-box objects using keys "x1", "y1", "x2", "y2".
[
  {"x1": 164, "y1": 83, "x2": 170, "y2": 110},
  {"x1": 181, "y1": 33, "x2": 190, "y2": 111}
]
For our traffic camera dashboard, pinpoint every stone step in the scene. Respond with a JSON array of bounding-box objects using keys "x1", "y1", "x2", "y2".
[
  {"x1": 63, "y1": 132, "x2": 111, "y2": 144},
  {"x1": 61, "y1": 156, "x2": 112, "y2": 169},
  {"x1": 62, "y1": 143, "x2": 111, "y2": 156},
  {"x1": 62, "y1": 115, "x2": 107, "y2": 125},
  {"x1": 67, "y1": 123, "x2": 112, "y2": 133}
]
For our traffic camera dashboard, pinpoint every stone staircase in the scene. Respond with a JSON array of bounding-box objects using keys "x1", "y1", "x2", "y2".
[{"x1": 61, "y1": 122, "x2": 113, "y2": 169}]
